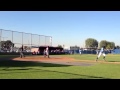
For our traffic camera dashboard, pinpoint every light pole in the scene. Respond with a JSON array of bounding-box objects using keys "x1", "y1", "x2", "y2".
[
  {"x1": 39, "y1": 35, "x2": 40, "y2": 46},
  {"x1": 50, "y1": 37, "x2": 52, "y2": 46}
]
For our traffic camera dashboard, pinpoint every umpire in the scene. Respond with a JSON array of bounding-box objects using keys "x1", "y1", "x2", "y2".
[{"x1": 20, "y1": 45, "x2": 25, "y2": 58}]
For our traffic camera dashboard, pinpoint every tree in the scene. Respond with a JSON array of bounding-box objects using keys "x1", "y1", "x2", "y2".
[
  {"x1": 106, "y1": 44, "x2": 111, "y2": 49},
  {"x1": 23, "y1": 46, "x2": 31, "y2": 50},
  {"x1": 24, "y1": 46, "x2": 28, "y2": 50},
  {"x1": 109, "y1": 42, "x2": 115, "y2": 49},
  {"x1": 0, "y1": 40, "x2": 14, "y2": 50},
  {"x1": 115, "y1": 45, "x2": 120, "y2": 49},
  {"x1": 100, "y1": 40, "x2": 115, "y2": 49},
  {"x1": 85, "y1": 38, "x2": 98, "y2": 48},
  {"x1": 99, "y1": 40, "x2": 108, "y2": 48},
  {"x1": 58, "y1": 44, "x2": 62, "y2": 48}
]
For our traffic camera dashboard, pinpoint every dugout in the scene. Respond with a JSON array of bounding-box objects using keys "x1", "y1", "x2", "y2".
[
  {"x1": 70, "y1": 46, "x2": 80, "y2": 54},
  {"x1": 39, "y1": 46, "x2": 64, "y2": 55}
]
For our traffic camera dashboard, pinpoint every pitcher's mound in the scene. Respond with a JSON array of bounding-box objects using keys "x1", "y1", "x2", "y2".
[{"x1": 12, "y1": 56, "x2": 75, "y2": 62}]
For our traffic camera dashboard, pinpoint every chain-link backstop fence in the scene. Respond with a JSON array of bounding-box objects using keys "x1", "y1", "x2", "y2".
[{"x1": 0, "y1": 29, "x2": 52, "y2": 52}]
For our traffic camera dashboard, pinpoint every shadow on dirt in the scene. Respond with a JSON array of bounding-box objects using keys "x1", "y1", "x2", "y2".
[
  {"x1": 0, "y1": 55, "x2": 71, "y2": 67},
  {"x1": 107, "y1": 61, "x2": 120, "y2": 62},
  {"x1": 0, "y1": 60, "x2": 72, "y2": 67}
]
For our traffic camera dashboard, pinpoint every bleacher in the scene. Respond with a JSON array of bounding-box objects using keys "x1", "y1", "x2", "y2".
[{"x1": 111, "y1": 49, "x2": 120, "y2": 54}]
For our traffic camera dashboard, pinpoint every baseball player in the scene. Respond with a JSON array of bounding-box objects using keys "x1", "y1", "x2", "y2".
[
  {"x1": 96, "y1": 46, "x2": 106, "y2": 61},
  {"x1": 96, "y1": 49, "x2": 99, "y2": 55},
  {"x1": 43, "y1": 49, "x2": 46, "y2": 57},
  {"x1": 79, "y1": 49, "x2": 82, "y2": 55},
  {"x1": 20, "y1": 45, "x2": 25, "y2": 58},
  {"x1": 45, "y1": 46, "x2": 49, "y2": 58}
]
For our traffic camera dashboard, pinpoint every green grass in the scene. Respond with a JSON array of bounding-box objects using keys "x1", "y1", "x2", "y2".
[
  {"x1": 60, "y1": 54, "x2": 120, "y2": 62},
  {"x1": 0, "y1": 54, "x2": 120, "y2": 79}
]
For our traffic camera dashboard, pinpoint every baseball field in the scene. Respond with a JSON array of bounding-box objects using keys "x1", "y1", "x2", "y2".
[{"x1": 0, "y1": 54, "x2": 120, "y2": 79}]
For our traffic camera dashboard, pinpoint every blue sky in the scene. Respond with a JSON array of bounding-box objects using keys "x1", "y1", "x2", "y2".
[{"x1": 0, "y1": 11, "x2": 120, "y2": 47}]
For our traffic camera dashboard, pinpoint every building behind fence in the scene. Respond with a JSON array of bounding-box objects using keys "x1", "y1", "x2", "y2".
[{"x1": 0, "y1": 29, "x2": 52, "y2": 52}]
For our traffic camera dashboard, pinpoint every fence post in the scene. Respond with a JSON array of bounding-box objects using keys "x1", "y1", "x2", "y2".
[
  {"x1": 12, "y1": 31, "x2": 13, "y2": 52},
  {"x1": 0, "y1": 29, "x2": 2, "y2": 51},
  {"x1": 50, "y1": 37, "x2": 52, "y2": 46},
  {"x1": 45, "y1": 36, "x2": 46, "y2": 46},
  {"x1": 22, "y1": 32, "x2": 23, "y2": 45},
  {"x1": 39, "y1": 35, "x2": 40, "y2": 46},
  {"x1": 31, "y1": 34, "x2": 32, "y2": 48}
]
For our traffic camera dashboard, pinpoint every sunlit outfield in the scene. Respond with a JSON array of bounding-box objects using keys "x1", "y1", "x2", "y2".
[
  {"x1": 0, "y1": 54, "x2": 120, "y2": 79},
  {"x1": 63, "y1": 54, "x2": 120, "y2": 62}
]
